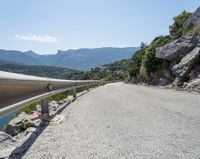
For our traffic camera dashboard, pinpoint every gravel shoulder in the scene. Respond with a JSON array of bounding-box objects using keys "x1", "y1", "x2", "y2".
[{"x1": 22, "y1": 82, "x2": 200, "y2": 159}]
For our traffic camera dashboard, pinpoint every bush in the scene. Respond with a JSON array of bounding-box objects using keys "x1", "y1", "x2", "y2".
[
  {"x1": 104, "y1": 73, "x2": 114, "y2": 81},
  {"x1": 20, "y1": 102, "x2": 38, "y2": 114},
  {"x1": 127, "y1": 50, "x2": 144, "y2": 77},
  {"x1": 169, "y1": 10, "x2": 192, "y2": 39},
  {"x1": 92, "y1": 75, "x2": 101, "y2": 80},
  {"x1": 49, "y1": 91, "x2": 68, "y2": 101},
  {"x1": 142, "y1": 36, "x2": 171, "y2": 73}
]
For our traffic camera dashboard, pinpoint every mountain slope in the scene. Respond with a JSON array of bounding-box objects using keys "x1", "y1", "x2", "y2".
[
  {"x1": 0, "y1": 47, "x2": 138, "y2": 70},
  {"x1": 0, "y1": 63, "x2": 80, "y2": 79},
  {"x1": 0, "y1": 49, "x2": 40, "y2": 65}
]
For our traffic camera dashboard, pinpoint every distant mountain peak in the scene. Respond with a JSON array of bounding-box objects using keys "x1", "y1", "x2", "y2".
[{"x1": 0, "y1": 47, "x2": 139, "y2": 70}]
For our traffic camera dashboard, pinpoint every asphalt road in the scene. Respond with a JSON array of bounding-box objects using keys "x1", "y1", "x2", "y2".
[{"x1": 23, "y1": 82, "x2": 200, "y2": 159}]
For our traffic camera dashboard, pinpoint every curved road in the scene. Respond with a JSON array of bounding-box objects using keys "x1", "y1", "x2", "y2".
[{"x1": 23, "y1": 82, "x2": 200, "y2": 159}]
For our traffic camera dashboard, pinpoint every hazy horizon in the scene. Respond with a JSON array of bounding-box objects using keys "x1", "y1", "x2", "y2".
[{"x1": 0, "y1": 46, "x2": 138, "y2": 55}]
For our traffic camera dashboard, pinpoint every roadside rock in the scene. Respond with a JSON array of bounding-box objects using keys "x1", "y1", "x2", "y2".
[
  {"x1": 6, "y1": 112, "x2": 29, "y2": 136},
  {"x1": 0, "y1": 131, "x2": 16, "y2": 142},
  {"x1": 172, "y1": 78, "x2": 184, "y2": 87},
  {"x1": 155, "y1": 35, "x2": 198, "y2": 61},
  {"x1": 36, "y1": 104, "x2": 41, "y2": 113},
  {"x1": 49, "y1": 101, "x2": 59, "y2": 111},
  {"x1": 32, "y1": 119, "x2": 43, "y2": 127},
  {"x1": 172, "y1": 47, "x2": 200, "y2": 80},
  {"x1": 185, "y1": 78, "x2": 200, "y2": 92},
  {"x1": 0, "y1": 131, "x2": 17, "y2": 158},
  {"x1": 6, "y1": 112, "x2": 41, "y2": 136},
  {"x1": 24, "y1": 127, "x2": 37, "y2": 136}
]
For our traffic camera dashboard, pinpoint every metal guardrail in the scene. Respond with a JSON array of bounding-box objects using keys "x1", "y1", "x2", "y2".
[{"x1": 0, "y1": 71, "x2": 104, "y2": 118}]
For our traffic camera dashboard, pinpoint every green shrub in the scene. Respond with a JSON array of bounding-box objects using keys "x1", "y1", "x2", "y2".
[
  {"x1": 49, "y1": 91, "x2": 68, "y2": 101},
  {"x1": 104, "y1": 73, "x2": 114, "y2": 81},
  {"x1": 91, "y1": 75, "x2": 101, "y2": 80},
  {"x1": 169, "y1": 10, "x2": 192, "y2": 39},
  {"x1": 127, "y1": 50, "x2": 144, "y2": 77},
  {"x1": 142, "y1": 36, "x2": 171, "y2": 73},
  {"x1": 20, "y1": 102, "x2": 38, "y2": 114}
]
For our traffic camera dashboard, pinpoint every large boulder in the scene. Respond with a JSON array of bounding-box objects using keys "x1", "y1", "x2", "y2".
[
  {"x1": 172, "y1": 47, "x2": 200, "y2": 80},
  {"x1": 155, "y1": 35, "x2": 198, "y2": 61}
]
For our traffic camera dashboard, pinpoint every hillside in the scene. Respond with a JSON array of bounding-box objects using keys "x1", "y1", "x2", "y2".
[
  {"x1": 71, "y1": 59, "x2": 130, "y2": 81},
  {"x1": 0, "y1": 47, "x2": 138, "y2": 71},
  {"x1": 127, "y1": 7, "x2": 200, "y2": 92},
  {"x1": 0, "y1": 63, "x2": 80, "y2": 79}
]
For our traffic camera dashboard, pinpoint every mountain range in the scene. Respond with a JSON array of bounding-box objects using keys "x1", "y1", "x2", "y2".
[{"x1": 0, "y1": 47, "x2": 138, "y2": 70}]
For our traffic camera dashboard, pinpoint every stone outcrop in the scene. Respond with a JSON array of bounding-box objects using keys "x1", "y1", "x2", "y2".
[
  {"x1": 155, "y1": 32, "x2": 200, "y2": 89},
  {"x1": 172, "y1": 47, "x2": 200, "y2": 80},
  {"x1": 155, "y1": 35, "x2": 198, "y2": 61}
]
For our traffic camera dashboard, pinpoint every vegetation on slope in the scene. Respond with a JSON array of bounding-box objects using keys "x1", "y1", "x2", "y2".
[
  {"x1": 0, "y1": 63, "x2": 80, "y2": 79},
  {"x1": 127, "y1": 10, "x2": 194, "y2": 82},
  {"x1": 169, "y1": 10, "x2": 192, "y2": 39},
  {"x1": 71, "y1": 59, "x2": 130, "y2": 81}
]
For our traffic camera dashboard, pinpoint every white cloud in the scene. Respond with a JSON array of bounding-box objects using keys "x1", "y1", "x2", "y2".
[{"x1": 15, "y1": 33, "x2": 58, "y2": 43}]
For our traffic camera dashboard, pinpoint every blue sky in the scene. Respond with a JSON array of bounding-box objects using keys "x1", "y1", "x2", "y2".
[{"x1": 0, "y1": 0, "x2": 199, "y2": 54}]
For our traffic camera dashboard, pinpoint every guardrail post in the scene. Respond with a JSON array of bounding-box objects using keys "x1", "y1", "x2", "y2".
[
  {"x1": 73, "y1": 88, "x2": 76, "y2": 98},
  {"x1": 41, "y1": 98, "x2": 49, "y2": 114},
  {"x1": 86, "y1": 85, "x2": 89, "y2": 92}
]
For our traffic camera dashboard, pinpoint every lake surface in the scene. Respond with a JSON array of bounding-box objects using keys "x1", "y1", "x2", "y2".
[{"x1": 0, "y1": 112, "x2": 16, "y2": 130}]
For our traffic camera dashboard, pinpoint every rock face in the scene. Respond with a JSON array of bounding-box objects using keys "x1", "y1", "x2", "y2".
[
  {"x1": 154, "y1": 31, "x2": 200, "y2": 89},
  {"x1": 172, "y1": 47, "x2": 200, "y2": 80},
  {"x1": 155, "y1": 35, "x2": 198, "y2": 61}
]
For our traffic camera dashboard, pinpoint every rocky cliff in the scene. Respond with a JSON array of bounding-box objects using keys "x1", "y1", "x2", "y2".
[
  {"x1": 155, "y1": 34, "x2": 200, "y2": 88},
  {"x1": 128, "y1": 6, "x2": 200, "y2": 92}
]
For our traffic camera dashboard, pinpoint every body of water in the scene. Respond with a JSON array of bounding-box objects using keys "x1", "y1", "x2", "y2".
[{"x1": 0, "y1": 112, "x2": 16, "y2": 130}]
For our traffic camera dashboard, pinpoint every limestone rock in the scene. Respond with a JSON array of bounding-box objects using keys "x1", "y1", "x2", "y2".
[
  {"x1": 6, "y1": 112, "x2": 29, "y2": 136},
  {"x1": 155, "y1": 35, "x2": 198, "y2": 61},
  {"x1": 49, "y1": 101, "x2": 59, "y2": 111},
  {"x1": 24, "y1": 127, "x2": 37, "y2": 136},
  {"x1": 172, "y1": 78, "x2": 184, "y2": 87},
  {"x1": 0, "y1": 131, "x2": 16, "y2": 142},
  {"x1": 172, "y1": 47, "x2": 200, "y2": 80},
  {"x1": 185, "y1": 78, "x2": 200, "y2": 92}
]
